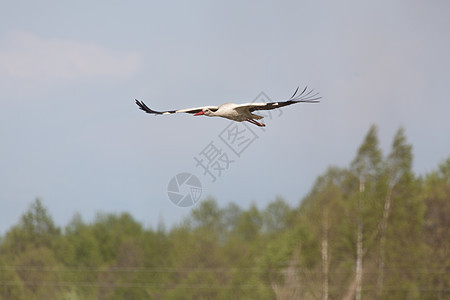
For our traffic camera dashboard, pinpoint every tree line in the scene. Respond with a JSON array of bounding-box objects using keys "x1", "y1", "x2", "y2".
[{"x1": 0, "y1": 125, "x2": 448, "y2": 299}]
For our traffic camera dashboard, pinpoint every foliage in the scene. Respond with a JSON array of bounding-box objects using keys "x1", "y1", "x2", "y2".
[{"x1": 0, "y1": 126, "x2": 448, "y2": 299}]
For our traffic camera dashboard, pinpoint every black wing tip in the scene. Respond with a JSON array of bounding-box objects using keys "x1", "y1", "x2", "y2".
[
  {"x1": 135, "y1": 99, "x2": 162, "y2": 114},
  {"x1": 290, "y1": 86, "x2": 321, "y2": 103},
  {"x1": 289, "y1": 86, "x2": 300, "y2": 100}
]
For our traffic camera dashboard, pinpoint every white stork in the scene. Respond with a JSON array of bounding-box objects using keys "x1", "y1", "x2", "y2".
[{"x1": 135, "y1": 86, "x2": 320, "y2": 127}]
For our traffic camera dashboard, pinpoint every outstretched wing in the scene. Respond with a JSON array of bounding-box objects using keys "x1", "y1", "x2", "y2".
[
  {"x1": 135, "y1": 99, "x2": 218, "y2": 115},
  {"x1": 235, "y1": 86, "x2": 321, "y2": 112}
]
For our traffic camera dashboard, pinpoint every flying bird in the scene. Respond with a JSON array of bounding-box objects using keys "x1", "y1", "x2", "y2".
[{"x1": 135, "y1": 86, "x2": 320, "y2": 127}]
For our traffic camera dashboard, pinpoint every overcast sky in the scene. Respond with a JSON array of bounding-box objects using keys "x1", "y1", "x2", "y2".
[{"x1": 1, "y1": 1, "x2": 449, "y2": 234}]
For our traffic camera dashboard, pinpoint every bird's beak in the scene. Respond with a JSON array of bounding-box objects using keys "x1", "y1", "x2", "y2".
[{"x1": 193, "y1": 111, "x2": 204, "y2": 116}]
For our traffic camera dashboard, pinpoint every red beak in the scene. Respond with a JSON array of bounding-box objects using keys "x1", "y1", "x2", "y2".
[{"x1": 193, "y1": 111, "x2": 204, "y2": 116}]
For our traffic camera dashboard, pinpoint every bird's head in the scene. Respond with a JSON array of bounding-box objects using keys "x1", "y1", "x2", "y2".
[{"x1": 194, "y1": 108, "x2": 213, "y2": 116}]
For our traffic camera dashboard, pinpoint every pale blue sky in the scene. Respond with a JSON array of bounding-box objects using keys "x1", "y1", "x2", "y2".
[{"x1": 1, "y1": 1, "x2": 449, "y2": 234}]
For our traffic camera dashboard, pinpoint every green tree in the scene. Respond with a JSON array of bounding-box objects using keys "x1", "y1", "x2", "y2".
[
  {"x1": 1, "y1": 199, "x2": 61, "y2": 255},
  {"x1": 13, "y1": 245, "x2": 67, "y2": 299},
  {"x1": 348, "y1": 125, "x2": 383, "y2": 300},
  {"x1": 234, "y1": 204, "x2": 262, "y2": 242},
  {"x1": 91, "y1": 212, "x2": 143, "y2": 264},
  {"x1": 378, "y1": 128, "x2": 425, "y2": 299},
  {"x1": 422, "y1": 158, "x2": 450, "y2": 299},
  {"x1": 97, "y1": 238, "x2": 148, "y2": 300},
  {"x1": 0, "y1": 257, "x2": 26, "y2": 299},
  {"x1": 262, "y1": 197, "x2": 292, "y2": 233},
  {"x1": 190, "y1": 197, "x2": 225, "y2": 242},
  {"x1": 299, "y1": 167, "x2": 350, "y2": 299},
  {"x1": 378, "y1": 127, "x2": 413, "y2": 296}
]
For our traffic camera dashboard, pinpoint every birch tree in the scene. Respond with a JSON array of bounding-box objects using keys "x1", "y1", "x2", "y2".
[
  {"x1": 377, "y1": 127, "x2": 412, "y2": 296},
  {"x1": 349, "y1": 125, "x2": 382, "y2": 300}
]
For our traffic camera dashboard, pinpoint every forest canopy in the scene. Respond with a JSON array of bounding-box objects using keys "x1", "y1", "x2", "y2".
[{"x1": 0, "y1": 125, "x2": 449, "y2": 299}]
